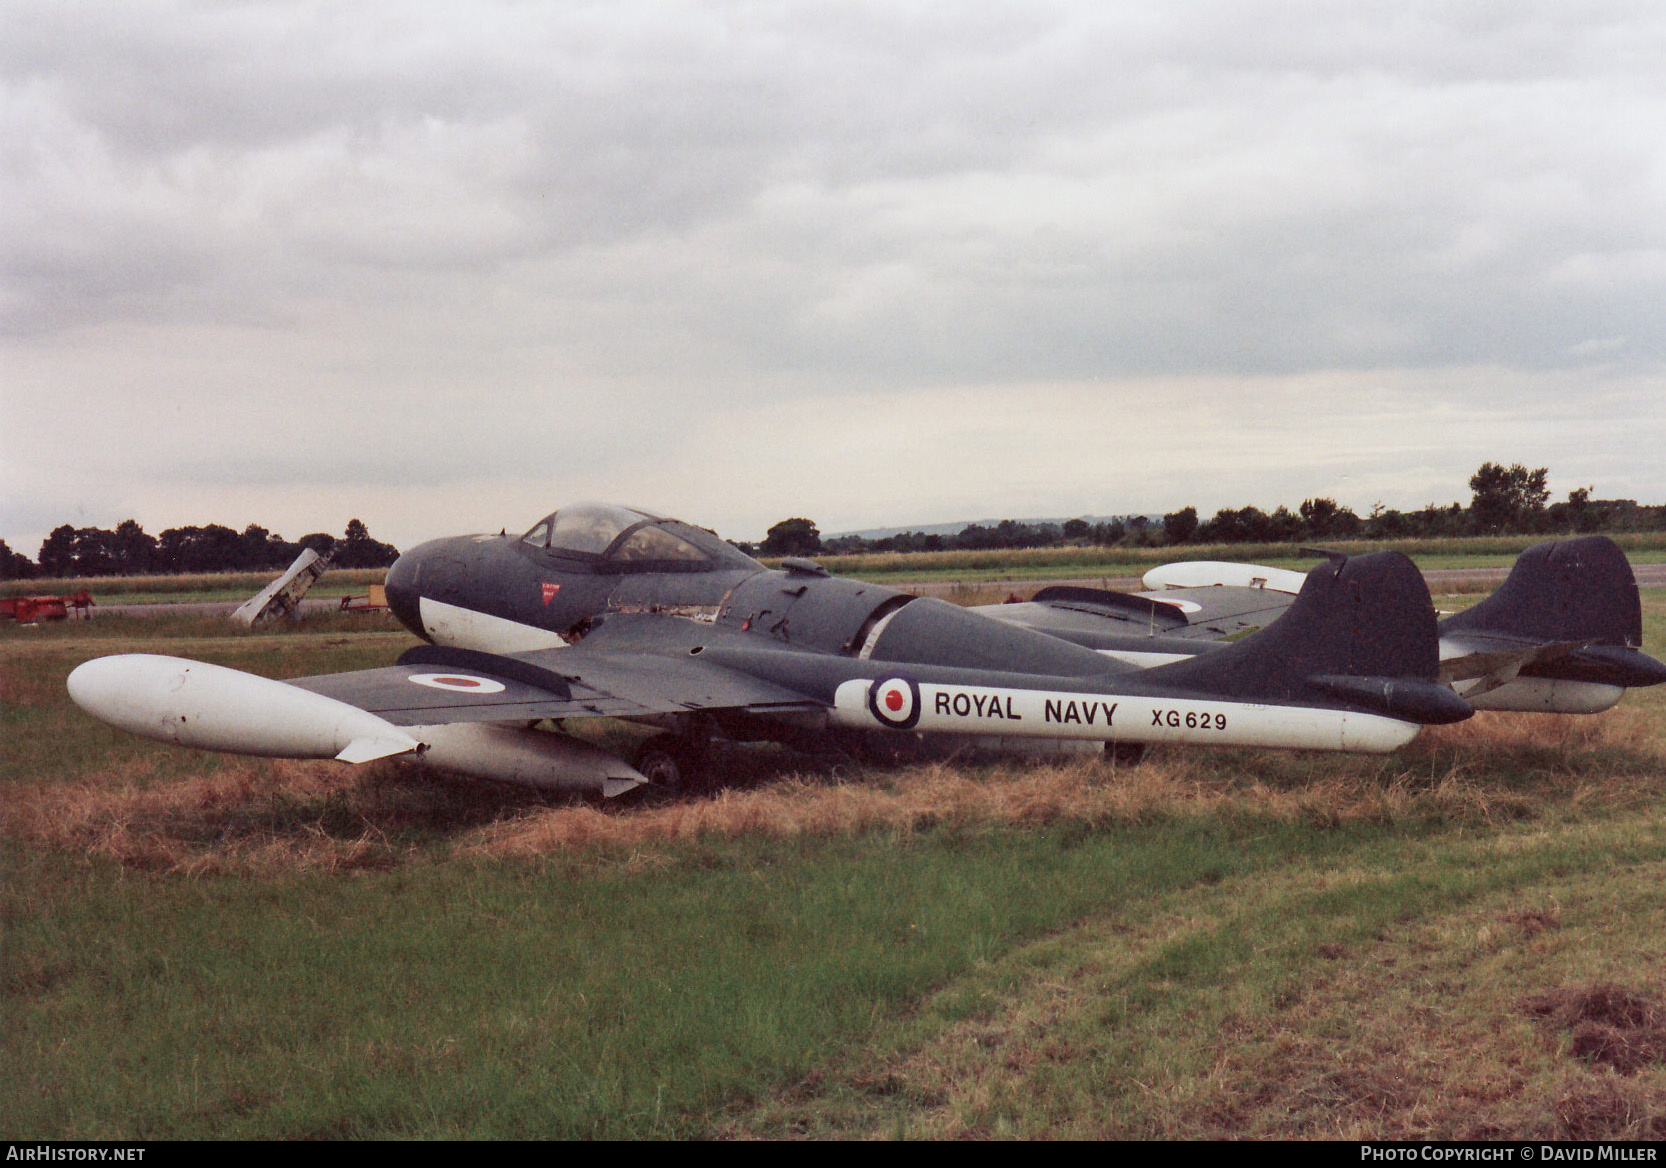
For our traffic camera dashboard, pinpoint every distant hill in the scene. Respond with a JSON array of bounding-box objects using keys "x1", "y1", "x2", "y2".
[{"x1": 828, "y1": 515, "x2": 1162, "y2": 540}]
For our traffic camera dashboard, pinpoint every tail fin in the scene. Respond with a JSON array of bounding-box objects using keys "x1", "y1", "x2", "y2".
[
  {"x1": 1440, "y1": 536, "x2": 1640, "y2": 645},
  {"x1": 1146, "y1": 551, "x2": 1471, "y2": 723},
  {"x1": 1440, "y1": 536, "x2": 1666, "y2": 690}
]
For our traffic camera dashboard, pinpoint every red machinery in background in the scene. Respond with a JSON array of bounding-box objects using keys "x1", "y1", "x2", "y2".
[{"x1": 0, "y1": 590, "x2": 94, "y2": 622}]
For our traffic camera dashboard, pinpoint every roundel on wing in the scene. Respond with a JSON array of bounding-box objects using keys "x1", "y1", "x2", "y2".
[
  {"x1": 867, "y1": 675, "x2": 921, "y2": 729},
  {"x1": 409, "y1": 672, "x2": 507, "y2": 695}
]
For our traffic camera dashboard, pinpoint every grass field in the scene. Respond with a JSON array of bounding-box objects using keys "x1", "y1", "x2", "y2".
[
  {"x1": 3, "y1": 583, "x2": 1665, "y2": 1138},
  {"x1": 0, "y1": 568, "x2": 388, "y2": 606},
  {"x1": 9, "y1": 532, "x2": 1666, "y2": 603},
  {"x1": 790, "y1": 532, "x2": 1666, "y2": 583}
]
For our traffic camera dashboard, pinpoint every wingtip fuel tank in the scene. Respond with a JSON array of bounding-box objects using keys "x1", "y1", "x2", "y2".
[
  {"x1": 67, "y1": 654, "x2": 648, "y2": 796},
  {"x1": 68, "y1": 654, "x2": 422, "y2": 762}
]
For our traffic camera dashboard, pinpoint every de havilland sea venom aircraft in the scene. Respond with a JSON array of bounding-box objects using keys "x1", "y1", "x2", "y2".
[{"x1": 69, "y1": 503, "x2": 1666, "y2": 798}]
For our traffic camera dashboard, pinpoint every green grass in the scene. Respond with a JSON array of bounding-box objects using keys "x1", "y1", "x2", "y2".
[
  {"x1": 771, "y1": 532, "x2": 1666, "y2": 583},
  {"x1": 1, "y1": 606, "x2": 406, "y2": 647},
  {"x1": 10, "y1": 797, "x2": 1666, "y2": 1138},
  {"x1": 1, "y1": 568, "x2": 387, "y2": 604},
  {"x1": 11, "y1": 532, "x2": 1666, "y2": 602},
  {"x1": 5, "y1": 822, "x2": 1311, "y2": 1138},
  {"x1": 722, "y1": 814, "x2": 1666, "y2": 1139}
]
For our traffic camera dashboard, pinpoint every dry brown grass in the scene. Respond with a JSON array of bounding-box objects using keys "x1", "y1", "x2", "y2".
[
  {"x1": 0, "y1": 756, "x2": 552, "y2": 877},
  {"x1": 1524, "y1": 985, "x2": 1666, "y2": 1076},
  {"x1": 1550, "y1": 1077, "x2": 1666, "y2": 1140},
  {"x1": 516, "y1": 708, "x2": 1658, "y2": 861},
  {"x1": 463, "y1": 755, "x2": 1159, "y2": 860},
  {"x1": 13, "y1": 703, "x2": 1657, "y2": 879}
]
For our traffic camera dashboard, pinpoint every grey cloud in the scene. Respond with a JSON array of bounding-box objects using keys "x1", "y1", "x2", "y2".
[
  {"x1": 11, "y1": 1, "x2": 1665, "y2": 372},
  {"x1": 5, "y1": 1, "x2": 1666, "y2": 552}
]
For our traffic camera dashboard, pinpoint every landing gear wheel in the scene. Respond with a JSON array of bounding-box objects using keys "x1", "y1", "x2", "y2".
[
  {"x1": 633, "y1": 733, "x2": 706, "y2": 795},
  {"x1": 1105, "y1": 741, "x2": 1145, "y2": 766},
  {"x1": 855, "y1": 730, "x2": 921, "y2": 767}
]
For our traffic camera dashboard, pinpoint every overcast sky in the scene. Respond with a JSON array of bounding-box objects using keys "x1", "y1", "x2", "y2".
[{"x1": 5, "y1": 1, "x2": 1665, "y2": 554}]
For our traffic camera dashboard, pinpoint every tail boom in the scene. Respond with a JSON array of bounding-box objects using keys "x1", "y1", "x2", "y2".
[{"x1": 830, "y1": 678, "x2": 1420, "y2": 752}]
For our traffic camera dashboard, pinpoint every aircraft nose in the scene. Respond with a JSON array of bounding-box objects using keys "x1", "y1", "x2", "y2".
[{"x1": 384, "y1": 548, "x2": 427, "y2": 639}]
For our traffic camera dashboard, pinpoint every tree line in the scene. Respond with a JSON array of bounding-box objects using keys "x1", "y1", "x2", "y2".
[
  {"x1": 7, "y1": 462, "x2": 1653, "y2": 579},
  {"x1": 0, "y1": 519, "x2": 399, "y2": 581},
  {"x1": 749, "y1": 463, "x2": 1660, "y2": 558}
]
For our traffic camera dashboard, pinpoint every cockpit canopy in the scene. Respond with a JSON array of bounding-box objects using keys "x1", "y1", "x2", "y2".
[{"x1": 519, "y1": 502, "x2": 758, "y2": 572}]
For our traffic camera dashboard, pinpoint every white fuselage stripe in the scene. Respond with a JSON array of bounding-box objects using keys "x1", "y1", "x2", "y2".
[
  {"x1": 418, "y1": 596, "x2": 568, "y2": 653},
  {"x1": 830, "y1": 679, "x2": 1418, "y2": 753}
]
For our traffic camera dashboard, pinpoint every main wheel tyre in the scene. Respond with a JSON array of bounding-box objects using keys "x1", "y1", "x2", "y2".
[
  {"x1": 633, "y1": 734, "x2": 700, "y2": 795},
  {"x1": 1105, "y1": 741, "x2": 1146, "y2": 766}
]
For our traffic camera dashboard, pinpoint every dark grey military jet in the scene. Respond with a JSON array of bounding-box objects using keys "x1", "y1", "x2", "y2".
[{"x1": 68, "y1": 504, "x2": 1663, "y2": 797}]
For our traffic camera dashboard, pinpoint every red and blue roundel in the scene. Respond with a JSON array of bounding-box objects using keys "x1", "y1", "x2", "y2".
[
  {"x1": 408, "y1": 672, "x2": 506, "y2": 694},
  {"x1": 867, "y1": 675, "x2": 921, "y2": 729}
]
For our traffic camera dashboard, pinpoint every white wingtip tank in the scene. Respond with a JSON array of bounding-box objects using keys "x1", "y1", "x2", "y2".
[
  {"x1": 68, "y1": 655, "x2": 421, "y2": 762},
  {"x1": 68, "y1": 654, "x2": 647, "y2": 795},
  {"x1": 1141, "y1": 560, "x2": 1310, "y2": 594}
]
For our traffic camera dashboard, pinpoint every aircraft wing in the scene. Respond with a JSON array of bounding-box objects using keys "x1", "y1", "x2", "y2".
[
  {"x1": 65, "y1": 618, "x2": 828, "y2": 798},
  {"x1": 289, "y1": 640, "x2": 820, "y2": 726},
  {"x1": 1126, "y1": 584, "x2": 1298, "y2": 637},
  {"x1": 976, "y1": 580, "x2": 1299, "y2": 650}
]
